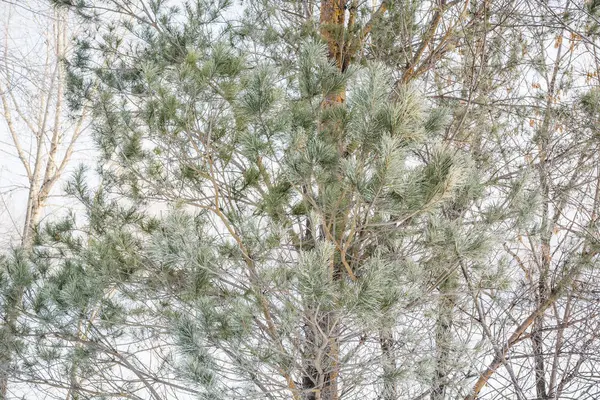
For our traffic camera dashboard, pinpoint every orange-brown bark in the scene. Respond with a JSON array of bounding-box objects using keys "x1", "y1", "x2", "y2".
[
  {"x1": 300, "y1": 2, "x2": 348, "y2": 399},
  {"x1": 302, "y1": 3, "x2": 390, "y2": 399},
  {"x1": 320, "y1": 0, "x2": 346, "y2": 70}
]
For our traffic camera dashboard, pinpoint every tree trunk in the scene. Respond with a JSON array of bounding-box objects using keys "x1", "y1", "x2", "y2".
[
  {"x1": 380, "y1": 326, "x2": 398, "y2": 400},
  {"x1": 22, "y1": 188, "x2": 42, "y2": 248},
  {"x1": 302, "y1": 311, "x2": 340, "y2": 400},
  {"x1": 431, "y1": 272, "x2": 457, "y2": 400},
  {"x1": 320, "y1": 0, "x2": 346, "y2": 106},
  {"x1": 300, "y1": 2, "x2": 348, "y2": 399}
]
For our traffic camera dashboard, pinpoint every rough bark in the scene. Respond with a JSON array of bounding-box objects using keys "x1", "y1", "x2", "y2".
[{"x1": 431, "y1": 272, "x2": 458, "y2": 400}]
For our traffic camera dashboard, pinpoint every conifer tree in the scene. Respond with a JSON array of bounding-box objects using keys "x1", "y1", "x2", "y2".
[{"x1": 41, "y1": 1, "x2": 487, "y2": 398}]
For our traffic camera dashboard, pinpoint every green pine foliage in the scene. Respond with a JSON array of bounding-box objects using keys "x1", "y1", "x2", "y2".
[
  {"x1": 3, "y1": 1, "x2": 502, "y2": 397},
  {"x1": 41, "y1": 2, "x2": 484, "y2": 394},
  {"x1": 3, "y1": 1, "x2": 600, "y2": 400}
]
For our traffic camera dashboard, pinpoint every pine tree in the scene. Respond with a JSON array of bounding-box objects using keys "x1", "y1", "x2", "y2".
[{"x1": 42, "y1": 1, "x2": 485, "y2": 398}]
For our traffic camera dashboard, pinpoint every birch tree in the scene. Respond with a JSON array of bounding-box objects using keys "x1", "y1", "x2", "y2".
[
  {"x1": 0, "y1": 2, "x2": 89, "y2": 398},
  {"x1": 0, "y1": 1, "x2": 88, "y2": 247}
]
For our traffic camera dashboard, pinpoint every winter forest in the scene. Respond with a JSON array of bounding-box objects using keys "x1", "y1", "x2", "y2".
[{"x1": 1, "y1": 0, "x2": 600, "y2": 399}]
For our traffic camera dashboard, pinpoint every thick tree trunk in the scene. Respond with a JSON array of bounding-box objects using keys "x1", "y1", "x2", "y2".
[
  {"x1": 320, "y1": 0, "x2": 346, "y2": 106},
  {"x1": 319, "y1": 0, "x2": 346, "y2": 70},
  {"x1": 302, "y1": 2, "x2": 390, "y2": 398},
  {"x1": 300, "y1": 2, "x2": 348, "y2": 399}
]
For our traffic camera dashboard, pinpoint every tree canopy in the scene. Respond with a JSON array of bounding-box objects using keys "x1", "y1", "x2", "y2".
[{"x1": 1, "y1": 1, "x2": 600, "y2": 399}]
